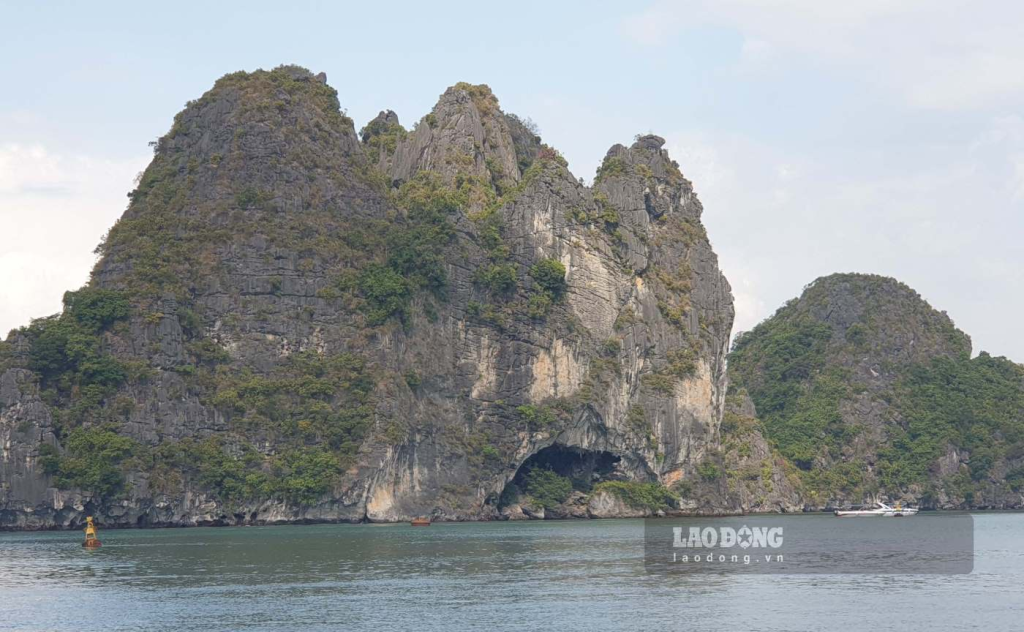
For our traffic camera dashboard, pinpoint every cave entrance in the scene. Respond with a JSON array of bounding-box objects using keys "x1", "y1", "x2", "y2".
[{"x1": 498, "y1": 444, "x2": 621, "y2": 510}]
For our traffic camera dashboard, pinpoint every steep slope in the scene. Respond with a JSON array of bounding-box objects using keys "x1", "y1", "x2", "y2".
[
  {"x1": 0, "y1": 66, "x2": 734, "y2": 528},
  {"x1": 729, "y1": 273, "x2": 1024, "y2": 509},
  {"x1": 718, "y1": 390, "x2": 803, "y2": 512}
]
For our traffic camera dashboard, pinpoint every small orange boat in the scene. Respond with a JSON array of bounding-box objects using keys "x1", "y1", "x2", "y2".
[{"x1": 411, "y1": 517, "x2": 431, "y2": 527}]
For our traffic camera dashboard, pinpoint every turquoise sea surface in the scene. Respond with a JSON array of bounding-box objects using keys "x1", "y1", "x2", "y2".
[{"x1": 1, "y1": 513, "x2": 1020, "y2": 631}]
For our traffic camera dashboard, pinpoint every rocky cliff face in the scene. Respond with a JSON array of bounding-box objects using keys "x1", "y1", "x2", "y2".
[
  {"x1": 729, "y1": 273, "x2": 1024, "y2": 510},
  {"x1": 0, "y1": 66, "x2": 735, "y2": 529},
  {"x1": 718, "y1": 390, "x2": 803, "y2": 513}
]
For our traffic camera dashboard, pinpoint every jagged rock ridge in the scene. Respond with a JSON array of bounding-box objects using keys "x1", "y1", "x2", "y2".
[{"x1": 0, "y1": 66, "x2": 737, "y2": 529}]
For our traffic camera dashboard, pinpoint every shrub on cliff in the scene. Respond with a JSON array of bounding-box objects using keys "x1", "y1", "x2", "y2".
[
  {"x1": 358, "y1": 264, "x2": 411, "y2": 325},
  {"x1": 23, "y1": 287, "x2": 131, "y2": 423},
  {"x1": 39, "y1": 426, "x2": 138, "y2": 496},
  {"x1": 523, "y1": 468, "x2": 572, "y2": 509},
  {"x1": 592, "y1": 481, "x2": 676, "y2": 511},
  {"x1": 526, "y1": 258, "x2": 567, "y2": 318},
  {"x1": 474, "y1": 263, "x2": 517, "y2": 295},
  {"x1": 530, "y1": 258, "x2": 566, "y2": 298}
]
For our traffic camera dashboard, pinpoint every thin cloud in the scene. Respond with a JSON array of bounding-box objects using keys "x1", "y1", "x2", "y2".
[
  {"x1": 623, "y1": 0, "x2": 1024, "y2": 110},
  {"x1": 0, "y1": 144, "x2": 146, "y2": 335}
]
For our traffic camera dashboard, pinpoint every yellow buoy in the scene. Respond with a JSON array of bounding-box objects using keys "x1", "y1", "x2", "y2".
[{"x1": 82, "y1": 516, "x2": 102, "y2": 548}]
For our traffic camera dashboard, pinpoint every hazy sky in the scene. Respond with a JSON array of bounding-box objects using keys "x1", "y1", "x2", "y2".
[{"x1": 3, "y1": 1, "x2": 1022, "y2": 360}]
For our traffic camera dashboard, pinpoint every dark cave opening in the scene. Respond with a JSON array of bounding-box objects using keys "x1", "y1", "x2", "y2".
[{"x1": 498, "y1": 444, "x2": 621, "y2": 509}]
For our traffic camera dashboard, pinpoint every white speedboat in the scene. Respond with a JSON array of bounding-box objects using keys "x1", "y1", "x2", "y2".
[{"x1": 834, "y1": 501, "x2": 918, "y2": 517}]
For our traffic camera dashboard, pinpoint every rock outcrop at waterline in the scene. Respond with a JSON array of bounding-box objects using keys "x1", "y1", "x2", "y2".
[{"x1": 0, "y1": 66, "x2": 739, "y2": 529}]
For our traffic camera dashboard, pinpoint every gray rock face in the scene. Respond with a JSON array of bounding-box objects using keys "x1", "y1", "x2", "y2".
[
  {"x1": 389, "y1": 84, "x2": 524, "y2": 188},
  {"x1": 586, "y1": 489, "x2": 649, "y2": 518},
  {"x1": 0, "y1": 69, "x2": 735, "y2": 529},
  {"x1": 0, "y1": 368, "x2": 61, "y2": 528}
]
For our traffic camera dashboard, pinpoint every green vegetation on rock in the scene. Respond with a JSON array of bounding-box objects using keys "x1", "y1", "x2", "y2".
[
  {"x1": 39, "y1": 426, "x2": 139, "y2": 497},
  {"x1": 151, "y1": 438, "x2": 341, "y2": 505},
  {"x1": 355, "y1": 171, "x2": 461, "y2": 324},
  {"x1": 525, "y1": 258, "x2": 566, "y2": 318},
  {"x1": 22, "y1": 288, "x2": 132, "y2": 426},
  {"x1": 594, "y1": 156, "x2": 631, "y2": 183},
  {"x1": 729, "y1": 311, "x2": 840, "y2": 468},
  {"x1": 474, "y1": 263, "x2": 517, "y2": 295},
  {"x1": 360, "y1": 113, "x2": 406, "y2": 161},
  {"x1": 141, "y1": 349, "x2": 375, "y2": 505},
  {"x1": 207, "y1": 350, "x2": 374, "y2": 457},
  {"x1": 530, "y1": 258, "x2": 567, "y2": 298},
  {"x1": 642, "y1": 344, "x2": 700, "y2": 395},
  {"x1": 452, "y1": 82, "x2": 499, "y2": 116},
  {"x1": 698, "y1": 460, "x2": 723, "y2": 481},
  {"x1": 592, "y1": 481, "x2": 676, "y2": 511},
  {"x1": 99, "y1": 66, "x2": 364, "y2": 302},
  {"x1": 516, "y1": 400, "x2": 572, "y2": 430},
  {"x1": 878, "y1": 353, "x2": 1024, "y2": 488},
  {"x1": 523, "y1": 468, "x2": 572, "y2": 509}
]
